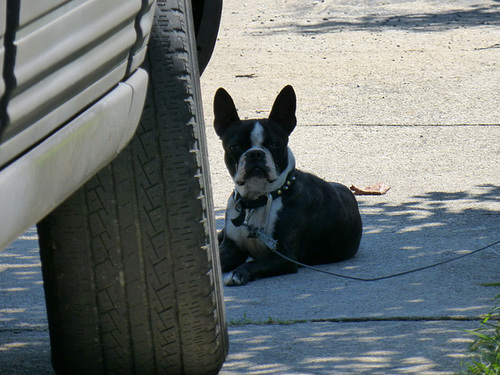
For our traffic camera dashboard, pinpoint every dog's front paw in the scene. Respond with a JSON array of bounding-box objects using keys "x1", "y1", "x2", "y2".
[{"x1": 223, "y1": 270, "x2": 250, "y2": 286}]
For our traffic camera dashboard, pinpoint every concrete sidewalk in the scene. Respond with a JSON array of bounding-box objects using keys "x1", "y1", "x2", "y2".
[
  {"x1": 200, "y1": 0, "x2": 500, "y2": 127},
  {"x1": 209, "y1": 123, "x2": 499, "y2": 374},
  {"x1": 202, "y1": 0, "x2": 500, "y2": 374},
  {"x1": 1, "y1": 0, "x2": 499, "y2": 374}
]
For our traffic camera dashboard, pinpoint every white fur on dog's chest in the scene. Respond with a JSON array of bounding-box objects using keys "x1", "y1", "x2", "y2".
[{"x1": 225, "y1": 196, "x2": 283, "y2": 259}]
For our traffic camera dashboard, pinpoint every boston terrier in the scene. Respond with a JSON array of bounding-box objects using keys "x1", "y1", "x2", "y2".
[{"x1": 214, "y1": 85, "x2": 362, "y2": 286}]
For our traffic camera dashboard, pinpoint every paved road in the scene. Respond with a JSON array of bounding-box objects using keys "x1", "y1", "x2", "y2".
[{"x1": 1, "y1": 0, "x2": 500, "y2": 374}]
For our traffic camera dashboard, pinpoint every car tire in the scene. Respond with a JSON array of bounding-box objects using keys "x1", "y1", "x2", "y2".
[{"x1": 37, "y1": 1, "x2": 228, "y2": 374}]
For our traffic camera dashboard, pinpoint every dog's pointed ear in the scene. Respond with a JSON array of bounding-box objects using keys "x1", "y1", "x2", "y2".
[
  {"x1": 214, "y1": 88, "x2": 240, "y2": 137},
  {"x1": 269, "y1": 85, "x2": 297, "y2": 135}
]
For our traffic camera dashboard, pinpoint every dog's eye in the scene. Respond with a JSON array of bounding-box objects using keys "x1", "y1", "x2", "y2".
[
  {"x1": 268, "y1": 142, "x2": 279, "y2": 149},
  {"x1": 229, "y1": 145, "x2": 241, "y2": 152}
]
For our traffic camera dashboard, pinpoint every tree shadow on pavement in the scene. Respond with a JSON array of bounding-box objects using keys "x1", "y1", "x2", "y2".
[
  {"x1": 216, "y1": 184, "x2": 500, "y2": 281},
  {"x1": 220, "y1": 184, "x2": 499, "y2": 374},
  {"x1": 353, "y1": 184, "x2": 500, "y2": 277},
  {"x1": 0, "y1": 227, "x2": 52, "y2": 374},
  {"x1": 222, "y1": 320, "x2": 480, "y2": 374},
  {"x1": 270, "y1": 1, "x2": 500, "y2": 34},
  {"x1": 0, "y1": 185, "x2": 498, "y2": 374}
]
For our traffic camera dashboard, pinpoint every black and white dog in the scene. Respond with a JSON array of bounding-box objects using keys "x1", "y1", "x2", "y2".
[{"x1": 214, "y1": 85, "x2": 362, "y2": 286}]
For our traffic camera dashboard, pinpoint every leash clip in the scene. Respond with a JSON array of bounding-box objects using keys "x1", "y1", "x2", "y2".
[{"x1": 244, "y1": 224, "x2": 278, "y2": 251}]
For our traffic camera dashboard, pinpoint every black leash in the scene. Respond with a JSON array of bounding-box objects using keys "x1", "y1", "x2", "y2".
[{"x1": 244, "y1": 224, "x2": 500, "y2": 282}]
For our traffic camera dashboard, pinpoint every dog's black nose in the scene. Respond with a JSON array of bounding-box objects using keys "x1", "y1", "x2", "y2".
[{"x1": 246, "y1": 149, "x2": 266, "y2": 161}]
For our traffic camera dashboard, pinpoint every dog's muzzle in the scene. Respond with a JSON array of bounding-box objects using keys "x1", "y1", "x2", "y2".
[{"x1": 236, "y1": 149, "x2": 275, "y2": 185}]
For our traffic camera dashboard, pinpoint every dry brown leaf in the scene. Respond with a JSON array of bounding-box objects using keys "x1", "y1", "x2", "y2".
[{"x1": 350, "y1": 182, "x2": 391, "y2": 196}]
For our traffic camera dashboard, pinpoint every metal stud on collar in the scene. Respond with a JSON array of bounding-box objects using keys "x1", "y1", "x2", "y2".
[{"x1": 276, "y1": 173, "x2": 295, "y2": 196}]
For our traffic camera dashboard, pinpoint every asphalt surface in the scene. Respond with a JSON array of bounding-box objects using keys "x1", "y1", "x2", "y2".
[{"x1": 1, "y1": 0, "x2": 500, "y2": 374}]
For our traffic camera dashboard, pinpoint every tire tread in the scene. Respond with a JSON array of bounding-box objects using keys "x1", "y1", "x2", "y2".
[{"x1": 37, "y1": 1, "x2": 227, "y2": 373}]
